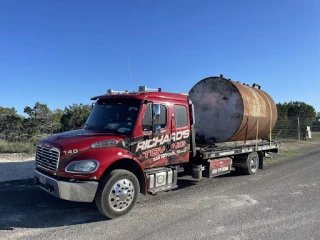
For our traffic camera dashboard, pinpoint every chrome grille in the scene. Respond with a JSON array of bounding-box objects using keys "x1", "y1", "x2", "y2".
[{"x1": 35, "y1": 146, "x2": 60, "y2": 172}]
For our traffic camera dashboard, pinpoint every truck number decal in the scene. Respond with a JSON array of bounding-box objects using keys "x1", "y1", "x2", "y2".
[{"x1": 63, "y1": 149, "x2": 79, "y2": 155}]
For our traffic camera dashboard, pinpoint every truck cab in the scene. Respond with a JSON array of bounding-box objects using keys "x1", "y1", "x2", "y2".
[{"x1": 34, "y1": 87, "x2": 193, "y2": 218}]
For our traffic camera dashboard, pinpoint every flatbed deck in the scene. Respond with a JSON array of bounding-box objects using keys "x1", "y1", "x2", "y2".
[{"x1": 197, "y1": 141, "x2": 279, "y2": 160}]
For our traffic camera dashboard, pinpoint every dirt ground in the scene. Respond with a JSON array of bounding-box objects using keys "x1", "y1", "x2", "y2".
[
  {"x1": 266, "y1": 132, "x2": 320, "y2": 165},
  {"x1": 0, "y1": 153, "x2": 35, "y2": 162}
]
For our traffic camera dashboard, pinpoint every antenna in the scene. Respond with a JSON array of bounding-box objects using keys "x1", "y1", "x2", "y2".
[{"x1": 128, "y1": 60, "x2": 132, "y2": 82}]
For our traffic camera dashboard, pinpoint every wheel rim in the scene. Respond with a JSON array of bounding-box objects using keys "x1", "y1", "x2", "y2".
[
  {"x1": 250, "y1": 155, "x2": 258, "y2": 172},
  {"x1": 109, "y1": 178, "x2": 135, "y2": 212}
]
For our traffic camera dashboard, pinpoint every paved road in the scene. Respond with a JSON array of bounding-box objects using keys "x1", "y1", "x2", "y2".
[{"x1": 1, "y1": 151, "x2": 320, "y2": 240}]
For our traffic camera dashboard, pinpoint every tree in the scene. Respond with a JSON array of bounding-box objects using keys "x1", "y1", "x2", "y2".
[
  {"x1": 61, "y1": 104, "x2": 91, "y2": 131},
  {"x1": 49, "y1": 109, "x2": 63, "y2": 133},
  {"x1": 286, "y1": 101, "x2": 316, "y2": 120},
  {"x1": 24, "y1": 102, "x2": 52, "y2": 137},
  {"x1": 276, "y1": 102, "x2": 289, "y2": 117},
  {"x1": 0, "y1": 107, "x2": 17, "y2": 117},
  {"x1": 0, "y1": 107, "x2": 24, "y2": 141},
  {"x1": 277, "y1": 101, "x2": 316, "y2": 119}
]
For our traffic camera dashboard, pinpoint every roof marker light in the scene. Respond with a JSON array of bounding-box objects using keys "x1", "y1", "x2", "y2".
[
  {"x1": 138, "y1": 86, "x2": 161, "y2": 92},
  {"x1": 107, "y1": 89, "x2": 125, "y2": 95}
]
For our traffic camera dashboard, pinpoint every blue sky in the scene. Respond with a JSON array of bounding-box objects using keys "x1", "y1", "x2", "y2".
[{"x1": 1, "y1": 0, "x2": 319, "y2": 115}]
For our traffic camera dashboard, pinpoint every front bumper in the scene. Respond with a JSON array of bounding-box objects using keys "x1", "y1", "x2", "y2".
[{"x1": 34, "y1": 170, "x2": 98, "y2": 202}]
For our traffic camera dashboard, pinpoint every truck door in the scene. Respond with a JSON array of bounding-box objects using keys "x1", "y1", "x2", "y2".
[
  {"x1": 134, "y1": 102, "x2": 172, "y2": 169},
  {"x1": 170, "y1": 104, "x2": 190, "y2": 164}
]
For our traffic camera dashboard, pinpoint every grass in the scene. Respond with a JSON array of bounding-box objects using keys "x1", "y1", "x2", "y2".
[
  {"x1": 0, "y1": 140, "x2": 36, "y2": 154},
  {"x1": 264, "y1": 132, "x2": 320, "y2": 165}
]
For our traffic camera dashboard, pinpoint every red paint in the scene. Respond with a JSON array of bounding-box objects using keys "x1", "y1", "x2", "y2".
[
  {"x1": 209, "y1": 157, "x2": 232, "y2": 177},
  {"x1": 37, "y1": 91, "x2": 191, "y2": 181},
  {"x1": 35, "y1": 78, "x2": 277, "y2": 193}
]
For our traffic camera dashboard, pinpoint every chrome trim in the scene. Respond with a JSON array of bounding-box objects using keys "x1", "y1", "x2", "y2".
[
  {"x1": 34, "y1": 170, "x2": 98, "y2": 202},
  {"x1": 65, "y1": 160, "x2": 99, "y2": 174},
  {"x1": 109, "y1": 178, "x2": 135, "y2": 212},
  {"x1": 35, "y1": 145, "x2": 60, "y2": 172}
]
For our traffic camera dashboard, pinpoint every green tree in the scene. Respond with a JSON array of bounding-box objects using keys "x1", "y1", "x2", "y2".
[
  {"x1": 0, "y1": 107, "x2": 24, "y2": 141},
  {"x1": 287, "y1": 101, "x2": 316, "y2": 119},
  {"x1": 61, "y1": 104, "x2": 91, "y2": 131},
  {"x1": 0, "y1": 106, "x2": 17, "y2": 117},
  {"x1": 49, "y1": 109, "x2": 63, "y2": 133},
  {"x1": 24, "y1": 102, "x2": 52, "y2": 137},
  {"x1": 276, "y1": 102, "x2": 289, "y2": 117},
  {"x1": 276, "y1": 101, "x2": 316, "y2": 119}
]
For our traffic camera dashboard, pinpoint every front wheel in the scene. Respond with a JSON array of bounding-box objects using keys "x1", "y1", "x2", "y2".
[{"x1": 95, "y1": 169, "x2": 140, "y2": 219}]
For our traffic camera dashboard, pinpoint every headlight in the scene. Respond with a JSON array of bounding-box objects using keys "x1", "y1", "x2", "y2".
[
  {"x1": 91, "y1": 140, "x2": 117, "y2": 148},
  {"x1": 65, "y1": 160, "x2": 99, "y2": 173}
]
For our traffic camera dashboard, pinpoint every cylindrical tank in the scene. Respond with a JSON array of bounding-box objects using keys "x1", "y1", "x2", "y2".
[{"x1": 188, "y1": 76, "x2": 277, "y2": 144}]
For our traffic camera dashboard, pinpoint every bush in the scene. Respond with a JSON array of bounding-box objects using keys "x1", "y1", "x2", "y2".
[{"x1": 0, "y1": 141, "x2": 36, "y2": 154}]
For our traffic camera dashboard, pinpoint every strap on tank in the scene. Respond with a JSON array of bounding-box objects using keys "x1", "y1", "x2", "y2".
[
  {"x1": 256, "y1": 117, "x2": 259, "y2": 151},
  {"x1": 259, "y1": 91, "x2": 273, "y2": 147},
  {"x1": 244, "y1": 117, "x2": 249, "y2": 146}
]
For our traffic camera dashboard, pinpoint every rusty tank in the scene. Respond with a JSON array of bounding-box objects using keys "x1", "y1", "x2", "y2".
[{"x1": 188, "y1": 76, "x2": 278, "y2": 144}]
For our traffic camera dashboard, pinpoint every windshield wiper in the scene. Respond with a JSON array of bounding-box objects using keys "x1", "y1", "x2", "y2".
[
  {"x1": 84, "y1": 123, "x2": 94, "y2": 130},
  {"x1": 104, "y1": 126, "x2": 120, "y2": 134}
]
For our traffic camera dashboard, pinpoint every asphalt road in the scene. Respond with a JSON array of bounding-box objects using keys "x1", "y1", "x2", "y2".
[{"x1": 1, "y1": 151, "x2": 320, "y2": 240}]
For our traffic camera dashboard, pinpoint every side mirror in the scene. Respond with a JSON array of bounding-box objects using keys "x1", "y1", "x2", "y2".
[
  {"x1": 153, "y1": 104, "x2": 161, "y2": 134},
  {"x1": 153, "y1": 124, "x2": 161, "y2": 134},
  {"x1": 153, "y1": 104, "x2": 161, "y2": 125}
]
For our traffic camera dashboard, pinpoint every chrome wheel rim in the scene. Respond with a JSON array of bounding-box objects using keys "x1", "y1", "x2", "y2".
[
  {"x1": 109, "y1": 178, "x2": 134, "y2": 211},
  {"x1": 250, "y1": 156, "x2": 258, "y2": 172}
]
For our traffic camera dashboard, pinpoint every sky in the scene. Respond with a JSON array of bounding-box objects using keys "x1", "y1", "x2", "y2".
[{"x1": 0, "y1": 0, "x2": 320, "y2": 115}]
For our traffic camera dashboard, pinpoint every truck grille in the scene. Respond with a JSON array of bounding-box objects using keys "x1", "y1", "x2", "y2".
[{"x1": 35, "y1": 146, "x2": 60, "y2": 172}]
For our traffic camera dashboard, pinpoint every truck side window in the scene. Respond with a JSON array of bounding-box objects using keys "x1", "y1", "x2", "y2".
[
  {"x1": 142, "y1": 104, "x2": 167, "y2": 131},
  {"x1": 174, "y1": 105, "x2": 187, "y2": 128},
  {"x1": 142, "y1": 104, "x2": 152, "y2": 131},
  {"x1": 158, "y1": 105, "x2": 167, "y2": 128}
]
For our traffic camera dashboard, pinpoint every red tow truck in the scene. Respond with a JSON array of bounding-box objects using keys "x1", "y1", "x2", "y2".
[{"x1": 34, "y1": 76, "x2": 279, "y2": 218}]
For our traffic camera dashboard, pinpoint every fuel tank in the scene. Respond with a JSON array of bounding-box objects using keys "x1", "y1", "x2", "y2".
[{"x1": 188, "y1": 76, "x2": 277, "y2": 144}]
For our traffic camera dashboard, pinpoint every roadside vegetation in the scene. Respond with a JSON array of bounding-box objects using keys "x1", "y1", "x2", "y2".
[
  {"x1": 0, "y1": 103, "x2": 90, "y2": 153},
  {"x1": 0, "y1": 101, "x2": 319, "y2": 155},
  {"x1": 0, "y1": 141, "x2": 35, "y2": 154},
  {"x1": 265, "y1": 132, "x2": 320, "y2": 166}
]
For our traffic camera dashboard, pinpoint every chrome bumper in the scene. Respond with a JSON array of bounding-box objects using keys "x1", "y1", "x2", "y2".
[{"x1": 34, "y1": 170, "x2": 98, "y2": 202}]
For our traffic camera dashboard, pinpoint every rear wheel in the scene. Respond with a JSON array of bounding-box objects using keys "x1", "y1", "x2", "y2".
[
  {"x1": 242, "y1": 152, "x2": 259, "y2": 175},
  {"x1": 95, "y1": 169, "x2": 140, "y2": 219}
]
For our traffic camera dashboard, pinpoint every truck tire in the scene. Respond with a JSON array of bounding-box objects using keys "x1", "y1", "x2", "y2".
[
  {"x1": 95, "y1": 169, "x2": 140, "y2": 219},
  {"x1": 242, "y1": 152, "x2": 259, "y2": 175}
]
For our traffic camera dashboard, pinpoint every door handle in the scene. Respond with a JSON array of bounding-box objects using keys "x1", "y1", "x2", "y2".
[{"x1": 166, "y1": 143, "x2": 171, "y2": 150}]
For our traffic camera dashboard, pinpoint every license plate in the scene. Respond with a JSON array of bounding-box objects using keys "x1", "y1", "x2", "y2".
[{"x1": 39, "y1": 175, "x2": 46, "y2": 185}]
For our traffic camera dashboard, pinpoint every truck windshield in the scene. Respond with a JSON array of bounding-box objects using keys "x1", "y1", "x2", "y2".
[{"x1": 85, "y1": 99, "x2": 140, "y2": 134}]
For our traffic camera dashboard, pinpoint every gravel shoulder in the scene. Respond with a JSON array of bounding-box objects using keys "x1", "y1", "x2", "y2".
[{"x1": 0, "y1": 153, "x2": 35, "y2": 182}]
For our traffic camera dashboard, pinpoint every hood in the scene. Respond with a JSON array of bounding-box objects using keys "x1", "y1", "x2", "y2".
[{"x1": 39, "y1": 129, "x2": 127, "y2": 151}]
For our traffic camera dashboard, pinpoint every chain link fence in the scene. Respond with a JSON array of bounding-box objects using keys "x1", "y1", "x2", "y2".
[{"x1": 272, "y1": 117, "x2": 320, "y2": 140}]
